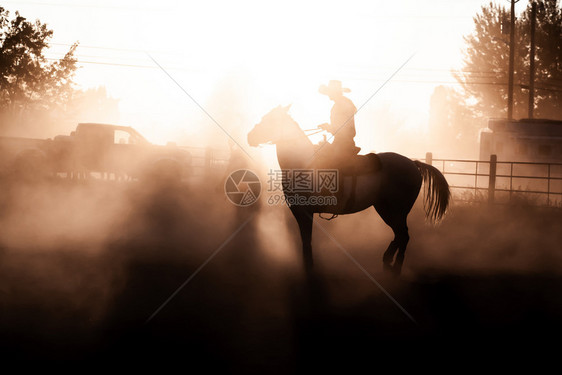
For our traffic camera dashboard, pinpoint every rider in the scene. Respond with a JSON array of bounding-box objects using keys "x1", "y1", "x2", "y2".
[{"x1": 318, "y1": 80, "x2": 361, "y2": 159}]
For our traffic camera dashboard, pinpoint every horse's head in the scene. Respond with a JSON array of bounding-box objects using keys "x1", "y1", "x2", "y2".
[{"x1": 247, "y1": 104, "x2": 294, "y2": 147}]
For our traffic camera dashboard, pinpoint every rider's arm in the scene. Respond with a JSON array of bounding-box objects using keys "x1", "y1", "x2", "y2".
[{"x1": 318, "y1": 122, "x2": 334, "y2": 133}]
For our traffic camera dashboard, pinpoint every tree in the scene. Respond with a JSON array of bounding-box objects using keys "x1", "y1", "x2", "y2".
[
  {"x1": 455, "y1": 0, "x2": 562, "y2": 120},
  {"x1": 0, "y1": 7, "x2": 78, "y2": 118},
  {"x1": 519, "y1": 0, "x2": 562, "y2": 119}
]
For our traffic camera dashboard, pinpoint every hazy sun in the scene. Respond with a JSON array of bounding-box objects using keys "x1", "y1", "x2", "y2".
[{"x1": 33, "y1": 0, "x2": 479, "y2": 155}]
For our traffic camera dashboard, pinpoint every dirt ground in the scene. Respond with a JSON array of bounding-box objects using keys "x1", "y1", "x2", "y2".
[{"x1": 0, "y1": 177, "x2": 561, "y2": 368}]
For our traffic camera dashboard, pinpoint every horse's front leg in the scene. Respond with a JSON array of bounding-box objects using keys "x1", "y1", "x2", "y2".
[{"x1": 291, "y1": 206, "x2": 314, "y2": 272}]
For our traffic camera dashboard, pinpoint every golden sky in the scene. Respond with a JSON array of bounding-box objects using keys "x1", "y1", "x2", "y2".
[{"x1": 3, "y1": 0, "x2": 530, "y2": 154}]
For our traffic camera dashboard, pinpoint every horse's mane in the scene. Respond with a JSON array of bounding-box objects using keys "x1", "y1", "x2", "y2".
[{"x1": 278, "y1": 111, "x2": 314, "y2": 148}]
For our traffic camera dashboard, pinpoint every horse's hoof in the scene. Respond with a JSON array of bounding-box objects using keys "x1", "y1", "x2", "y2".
[{"x1": 383, "y1": 263, "x2": 402, "y2": 276}]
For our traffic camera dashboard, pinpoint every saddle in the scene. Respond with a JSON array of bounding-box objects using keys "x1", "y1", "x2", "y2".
[
  {"x1": 311, "y1": 146, "x2": 382, "y2": 213},
  {"x1": 337, "y1": 152, "x2": 381, "y2": 176},
  {"x1": 312, "y1": 142, "x2": 381, "y2": 174}
]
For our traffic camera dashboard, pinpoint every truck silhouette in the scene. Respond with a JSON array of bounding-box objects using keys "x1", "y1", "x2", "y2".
[{"x1": 0, "y1": 123, "x2": 192, "y2": 182}]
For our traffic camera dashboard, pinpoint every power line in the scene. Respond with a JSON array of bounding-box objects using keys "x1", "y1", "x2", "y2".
[
  {"x1": 47, "y1": 43, "x2": 562, "y2": 83},
  {"x1": 76, "y1": 60, "x2": 154, "y2": 69},
  {"x1": 3, "y1": 1, "x2": 476, "y2": 19},
  {"x1": 47, "y1": 53, "x2": 555, "y2": 82},
  {"x1": 49, "y1": 42, "x2": 177, "y2": 55},
  {"x1": 3, "y1": 1, "x2": 167, "y2": 11},
  {"x1": 44, "y1": 57, "x2": 201, "y2": 72},
  {"x1": 46, "y1": 47, "x2": 557, "y2": 83},
  {"x1": 42, "y1": 53, "x2": 562, "y2": 92}
]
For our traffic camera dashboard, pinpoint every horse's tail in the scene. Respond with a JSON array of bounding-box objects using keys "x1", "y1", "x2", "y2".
[{"x1": 414, "y1": 160, "x2": 450, "y2": 223}]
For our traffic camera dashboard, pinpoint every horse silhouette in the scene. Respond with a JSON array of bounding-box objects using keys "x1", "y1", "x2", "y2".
[{"x1": 248, "y1": 105, "x2": 450, "y2": 275}]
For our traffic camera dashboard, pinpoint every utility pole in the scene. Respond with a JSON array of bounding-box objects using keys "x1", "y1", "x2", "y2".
[
  {"x1": 507, "y1": 0, "x2": 518, "y2": 121},
  {"x1": 528, "y1": 1, "x2": 537, "y2": 119}
]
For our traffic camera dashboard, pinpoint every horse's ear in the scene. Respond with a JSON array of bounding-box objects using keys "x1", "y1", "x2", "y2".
[{"x1": 284, "y1": 103, "x2": 292, "y2": 112}]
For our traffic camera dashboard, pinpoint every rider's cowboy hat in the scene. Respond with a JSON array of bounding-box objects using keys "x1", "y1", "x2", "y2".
[{"x1": 318, "y1": 80, "x2": 351, "y2": 95}]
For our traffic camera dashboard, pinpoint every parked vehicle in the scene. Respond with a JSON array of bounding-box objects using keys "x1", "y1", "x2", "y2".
[
  {"x1": 0, "y1": 123, "x2": 192, "y2": 182},
  {"x1": 480, "y1": 118, "x2": 562, "y2": 163}
]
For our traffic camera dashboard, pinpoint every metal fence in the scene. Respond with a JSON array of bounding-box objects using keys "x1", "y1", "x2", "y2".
[
  {"x1": 425, "y1": 153, "x2": 562, "y2": 207},
  {"x1": 194, "y1": 149, "x2": 562, "y2": 207},
  {"x1": 182, "y1": 146, "x2": 229, "y2": 174},
  {"x1": 82, "y1": 144, "x2": 560, "y2": 207}
]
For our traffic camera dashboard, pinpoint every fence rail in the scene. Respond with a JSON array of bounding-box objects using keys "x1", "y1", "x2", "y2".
[
  {"x1": 196, "y1": 149, "x2": 562, "y2": 207},
  {"x1": 135, "y1": 146, "x2": 562, "y2": 208},
  {"x1": 425, "y1": 153, "x2": 562, "y2": 207},
  {"x1": 181, "y1": 146, "x2": 229, "y2": 179}
]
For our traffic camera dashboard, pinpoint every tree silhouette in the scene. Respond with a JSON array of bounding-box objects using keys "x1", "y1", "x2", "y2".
[
  {"x1": 455, "y1": 0, "x2": 562, "y2": 120},
  {"x1": 0, "y1": 7, "x2": 78, "y2": 116},
  {"x1": 519, "y1": 0, "x2": 562, "y2": 119}
]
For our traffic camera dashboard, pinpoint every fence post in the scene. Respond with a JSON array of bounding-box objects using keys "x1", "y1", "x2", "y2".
[
  {"x1": 488, "y1": 154, "x2": 497, "y2": 205},
  {"x1": 205, "y1": 147, "x2": 213, "y2": 175},
  {"x1": 425, "y1": 152, "x2": 433, "y2": 166},
  {"x1": 547, "y1": 164, "x2": 551, "y2": 206}
]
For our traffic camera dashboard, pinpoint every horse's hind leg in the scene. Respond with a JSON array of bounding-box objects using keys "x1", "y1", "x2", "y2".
[
  {"x1": 392, "y1": 221, "x2": 409, "y2": 275},
  {"x1": 374, "y1": 204, "x2": 410, "y2": 275},
  {"x1": 382, "y1": 240, "x2": 399, "y2": 271}
]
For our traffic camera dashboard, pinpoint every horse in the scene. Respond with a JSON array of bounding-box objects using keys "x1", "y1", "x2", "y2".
[{"x1": 247, "y1": 105, "x2": 450, "y2": 275}]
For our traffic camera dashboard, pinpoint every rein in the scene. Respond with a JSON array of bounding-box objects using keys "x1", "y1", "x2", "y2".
[
  {"x1": 303, "y1": 128, "x2": 324, "y2": 136},
  {"x1": 267, "y1": 127, "x2": 325, "y2": 144}
]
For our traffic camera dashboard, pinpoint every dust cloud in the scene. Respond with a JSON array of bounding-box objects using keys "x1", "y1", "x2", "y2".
[
  {"x1": 1, "y1": 158, "x2": 561, "y2": 365},
  {"x1": 0, "y1": 95, "x2": 560, "y2": 365}
]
